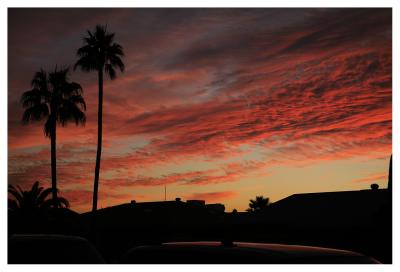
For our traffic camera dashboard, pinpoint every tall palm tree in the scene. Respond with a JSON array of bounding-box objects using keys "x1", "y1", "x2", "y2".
[
  {"x1": 247, "y1": 195, "x2": 270, "y2": 212},
  {"x1": 21, "y1": 67, "x2": 86, "y2": 203},
  {"x1": 8, "y1": 181, "x2": 69, "y2": 214},
  {"x1": 74, "y1": 25, "x2": 124, "y2": 217}
]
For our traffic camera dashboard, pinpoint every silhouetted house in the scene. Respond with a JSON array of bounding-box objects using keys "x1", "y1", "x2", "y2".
[
  {"x1": 131, "y1": 199, "x2": 186, "y2": 213},
  {"x1": 187, "y1": 200, "x2": 206, "y2": 207},
  {"x1": 266, "y1": 188, "x2": 389, "y2": 230},
  {"x1": 206, "y1": 203, "x2": 225, "y2": 214},
  {"x1": 81, "y1": 199, "x2": 226, "y2": 237},
  {"x1": 83, "y1": 199, "x2": 227, "y2": 253}
]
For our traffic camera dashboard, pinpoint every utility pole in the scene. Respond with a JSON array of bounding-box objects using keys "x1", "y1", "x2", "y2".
[{"x1": 164, "y1": 185, "x2": 166, "y2": 201}]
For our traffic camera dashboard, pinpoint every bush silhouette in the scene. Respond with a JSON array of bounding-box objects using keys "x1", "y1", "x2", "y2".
[
  {"x1": 370, "y1": 183, "x2": 379, "y2": 190},
  {"x1": 8, "y1": 181, "x2": 69, "y2": 213},
  {"x1": 8, "y1": 181, "x2": 71, "y2": 234}
]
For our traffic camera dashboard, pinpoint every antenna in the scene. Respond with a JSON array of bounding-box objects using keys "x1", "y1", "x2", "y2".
[{"x1": 164, "y1": 185, "x2": 167, "y2": 201}]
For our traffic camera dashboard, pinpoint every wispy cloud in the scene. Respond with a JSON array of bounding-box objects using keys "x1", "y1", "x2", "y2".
[
  {"x1": 353, "y1": 173, "x2": 388, "y2": 184},
  {"x1": 184, "y1": 191, "x2": 238, "y2": 202}
]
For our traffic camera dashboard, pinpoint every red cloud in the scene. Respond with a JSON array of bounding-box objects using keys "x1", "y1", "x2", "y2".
[
  {"x1": 8, "y1": 9, "x2": 391, "y2": 213},
  {"x1": 183, "y1": 191, "x2": 237, "y2": 202}
]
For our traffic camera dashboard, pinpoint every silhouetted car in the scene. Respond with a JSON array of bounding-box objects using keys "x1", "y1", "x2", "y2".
[
  {"x1": 119, "y1": 241, "x2": 381, "y2": 264},
  {"x1": 8, "y1": 234, "x2": 105, "y2": 264}
]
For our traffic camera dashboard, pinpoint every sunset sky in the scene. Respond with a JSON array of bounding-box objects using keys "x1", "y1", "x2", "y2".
[{"x1": 8, "y1": 8, "x2": 392, "y2": 212}]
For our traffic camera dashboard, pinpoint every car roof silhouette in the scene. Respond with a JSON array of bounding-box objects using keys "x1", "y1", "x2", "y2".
[
  {"x1": 8, "y1": 234, "x2": 105, "y2": 264},
  {"x1": 119, "y1": 241, "x2": 380, "y2": 264}
]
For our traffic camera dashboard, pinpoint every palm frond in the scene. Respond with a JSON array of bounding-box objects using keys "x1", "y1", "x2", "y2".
[
  {"x1": 20, "y1": 89, "x2": 43, "y2": 108},
  {"x1": 21, "y1": 104, "x2": 50, "y2": 124},
  {"x1": 109, "y1": 53, "x2": 125, "y2": 72},
  {"x1": 8, "y1": 198, "x2": 19, "y2": 211},
  {"x1": 248, "y1": 195, "x2": 270, "y2": 212},
  {"x1": 108, "y1": 43, "x2": 124, "y2": 57},
  {"x1": 57, "y1": 98, "x2": 86, "y2": 126},
  {"x1": 67, "y1": 94, "x2": 86, "y2": 110},
  {"x1": 105, "y1": 64, "x2": 116, "y2": 79},
  {"x1": 56, "y1": 197, "x2": 70, "y2": 208},
  {"x1": 9, "y1": 181, "x2": 70, "y2": 211},
  {"x1": 62, "y1": 82, "x2": 83, "y2": 98},
  {"x1": 31, "y1": 69, "x2": 48, "y2": 90},
  {"x1": 8, "y1": 185, "x2": 23, "y2": 205},
  {"x1": 76, "y1": 44, "x2": 93, "y2": 56},
  {"x1": 16, "y1": 185, "x2": 24, "y2": 194},
  {"x1": 74, "y1": 55, "x2": 99, "y2": 72},
  {"x1": 95, "y1": 24, "x2": 107, "y2": 39},
  {"x1": 48, "y1": 67, "x2": 69, "y2": 88},
  {"x1": 42, "y1": 196, "x2": 70, "y2": 209},
  {"x1": 75, "y1": 24, "x2": 125, "y2": 78},
  {"x1": 37, "y1": 187, "x2": 53, "y2": 206},
  {"x1": 104, "y1": 33, "x2": 115, "y2": 47},
  {"x1": 43, "y1": 117, "x2": 53, "y2": 137},
  {"x1": 31, "y1": 181, "x2": 40, "y2": 193}
]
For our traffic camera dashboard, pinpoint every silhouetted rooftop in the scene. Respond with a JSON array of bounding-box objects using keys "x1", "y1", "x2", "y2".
[
  {"x1": 267, "y1": 188, "x2": 389, "y2": 228},
  {"x1": 80, "y1": 199, "x2": 226, "y2": 231},
  {"x1": 82, "y1": 199, "x2": 215, "y2": 215}
]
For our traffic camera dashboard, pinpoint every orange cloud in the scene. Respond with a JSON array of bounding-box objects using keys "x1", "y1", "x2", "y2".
[
  {"x1": 184, "y1": 191, "x2": 238, "y2": 202},
  {"x1": 8, "y1": 8, "x2": 391, "y2": 212},
  {"x1": 353, "y1": 173, "x2": 388, "y2": 183}
]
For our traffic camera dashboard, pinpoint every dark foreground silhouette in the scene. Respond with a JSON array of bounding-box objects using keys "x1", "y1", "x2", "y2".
[
  {"x1": 8, "y1": 235, "x2": 380, "y2": 264},
  {"x1": 8, "y1": 234, "x2": 105, "y2": 264},
  {"x1": 8, "y1": 187, "x2": 391, "y2": 264},
  {"x1": 8, "y1": 156, "x2": 392, "y2": 264}
]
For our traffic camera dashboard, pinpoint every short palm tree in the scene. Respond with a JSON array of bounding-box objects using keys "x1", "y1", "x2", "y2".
[
  {"x1": 247, "y1": 195, "x2": 270, "y2": 212},
  {"x1": 8, "y1": 181, "x2": 69, "y2": 214},
  {"x1": 21, "y1": 67, "x2": 86, "y2": 203},
  {"x1": 74, "y1": 25, "x2": 124, "y2": 217}
]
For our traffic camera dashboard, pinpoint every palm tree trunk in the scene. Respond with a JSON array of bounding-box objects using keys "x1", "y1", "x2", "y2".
[
  {"x1": 91, "y1": 69, "x2": 103, "y2": 237},
  {"x1": 50, "y1": 114, "x2": 57, "y2": 203}
]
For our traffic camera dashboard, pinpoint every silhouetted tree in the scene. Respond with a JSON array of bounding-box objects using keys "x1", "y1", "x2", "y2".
[
  {"x1": 8, "y1": 181, "x2": 69, "y2": 215},
  {"x1": 247, "y1": 196, "x2": 270, "y2": 212},
  {"x1": 8, "y1": 181, "x2": 72, "y2": 235},
  {"x1": 20, "y1": 68, "x2": 86, "y2": 203},
  {"x1": 74, "y1": 25, "x2": 124, "y2": 224}
]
